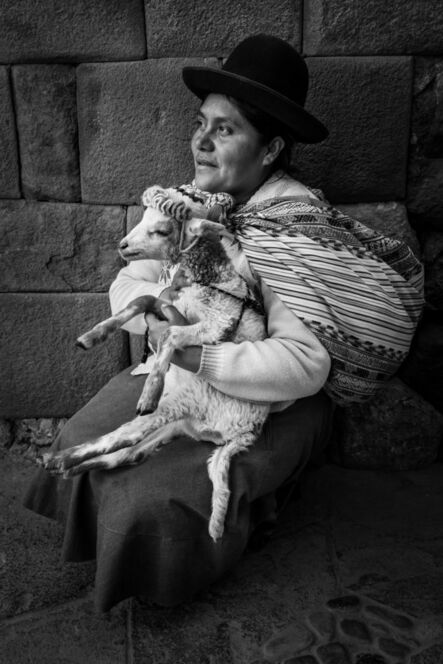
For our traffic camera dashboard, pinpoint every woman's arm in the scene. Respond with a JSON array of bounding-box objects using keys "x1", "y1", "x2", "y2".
[
  {"x1": 109, "y1": 259, "x2": 165, "y2": 334},
  {"x1": 196, "y1": 280, "x2": 331, "y2": 403}
]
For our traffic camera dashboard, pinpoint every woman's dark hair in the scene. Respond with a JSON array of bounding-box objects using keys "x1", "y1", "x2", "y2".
[{"x1": 227, "y1": 96, "x2": 297, "y2": 174}]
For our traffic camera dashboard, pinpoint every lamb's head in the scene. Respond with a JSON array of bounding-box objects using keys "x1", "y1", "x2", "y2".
[{"x1": 118, "y1": 185, "x2": 234, "y2": 264}]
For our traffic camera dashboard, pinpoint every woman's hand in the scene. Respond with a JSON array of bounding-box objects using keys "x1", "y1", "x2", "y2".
[{"x1": 145, "y1": 304, "x2": 202, "y2": 373}]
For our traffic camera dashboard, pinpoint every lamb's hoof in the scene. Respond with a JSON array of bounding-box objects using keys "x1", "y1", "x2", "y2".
[
  {"x1": 208, "y1": 521, "x2": 224, "y2": 543},
  {"x1": 136, "y1": 396, "x2": 159, "y2": 415}
]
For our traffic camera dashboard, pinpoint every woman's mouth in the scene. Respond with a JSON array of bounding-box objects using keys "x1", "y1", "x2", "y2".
[{"x1": 196, "y1": 159, "x2": 216, "y2": 168}]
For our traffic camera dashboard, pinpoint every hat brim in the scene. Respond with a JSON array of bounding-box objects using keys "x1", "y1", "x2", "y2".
[{"x1": 182, "y1": 66, "x2": 328, "y2": 144}]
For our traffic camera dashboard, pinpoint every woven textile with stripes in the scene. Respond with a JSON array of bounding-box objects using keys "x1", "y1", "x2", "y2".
[{"x1": 224, "y1": 193, "x2": 424, "y2": 405}]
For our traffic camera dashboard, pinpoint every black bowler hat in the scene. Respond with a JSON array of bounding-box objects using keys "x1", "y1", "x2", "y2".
[{"x1": 182, "y1": 34, "x2": 328, "y2": 144}]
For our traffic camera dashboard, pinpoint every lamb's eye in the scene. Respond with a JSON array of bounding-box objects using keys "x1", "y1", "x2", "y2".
[{"x1": 155, "y1": 229, "x2": 171, "y2": 237}]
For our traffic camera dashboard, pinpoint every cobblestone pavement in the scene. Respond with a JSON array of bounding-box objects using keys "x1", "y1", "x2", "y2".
[{"x1": 1, "y1": 443, "x2": 443, "y2": 663}]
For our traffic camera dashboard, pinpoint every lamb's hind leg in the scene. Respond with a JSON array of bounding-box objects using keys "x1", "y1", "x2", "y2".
[
  {"x1": 61, "y1": 419, "x2": 224, "y2": 478},
  {"x1": 42, "y1": 406, "x2": 185, "y2": 475},
  {"x1": 207, "y1": 432, "x2": 256, "y2": 542}
]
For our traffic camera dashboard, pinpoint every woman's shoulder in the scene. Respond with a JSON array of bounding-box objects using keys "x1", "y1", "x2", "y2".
[{"x1": 251, "y1": 170, "x2": 320, "y2": 203}]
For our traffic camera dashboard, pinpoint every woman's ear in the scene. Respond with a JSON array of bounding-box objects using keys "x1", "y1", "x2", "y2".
[{"x1": 263, "y1": 136, "x2": 285, "y2": 166}]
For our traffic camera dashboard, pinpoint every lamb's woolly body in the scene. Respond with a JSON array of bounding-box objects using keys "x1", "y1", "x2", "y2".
[{"x1": 43, "y1": 185, "x2": 269, "y2": 541}]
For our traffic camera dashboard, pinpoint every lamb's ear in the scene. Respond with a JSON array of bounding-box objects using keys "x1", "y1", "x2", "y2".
[{"x1": 186, "y1": 218, "x2": 230, "y2": 237}]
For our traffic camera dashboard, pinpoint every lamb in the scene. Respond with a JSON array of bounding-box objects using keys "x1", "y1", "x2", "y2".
[{"x1": 42, "y1": 185, "x2": 270, "y2": 541}]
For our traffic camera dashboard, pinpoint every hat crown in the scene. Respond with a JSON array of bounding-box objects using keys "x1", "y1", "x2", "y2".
[{"x1": 222, "y1": 34, "x2": 308, "y2": 107}]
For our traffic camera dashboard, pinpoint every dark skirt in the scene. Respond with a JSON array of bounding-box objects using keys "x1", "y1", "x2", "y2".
[{"x1": 24, "y1": 366, "x2": 335, "y2": 611}]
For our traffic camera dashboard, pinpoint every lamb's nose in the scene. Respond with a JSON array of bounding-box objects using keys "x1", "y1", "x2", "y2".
[{"x1": 119, "y1": 239, "x2": 128, "y2": 250}]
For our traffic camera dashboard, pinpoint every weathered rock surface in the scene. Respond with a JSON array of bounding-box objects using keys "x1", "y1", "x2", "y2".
[
  {"x1": 13, "y1": 65, "x2": 80, "y2": 201},
  {"x1": 0, "y1": 0, "x2": 146, "y2": 63},
  {"x1": 0, "y1": 293, "x2": 129, "y2": 417},
  {"x1": 77, "y1": 58, "x2": 215, "y2": 205},
  {"x1": 298, "y1": 57, "x2": 412, "y2": 202},
  {"x1": 337, "y1": 201, "x2": 421, "y2": 257},
  {"x1": 333, "y1": 378, "x2": 443, "y2": 470},
  {"x1": 0, "y1": 200, "x2": 125, "y2": 292},
  {"x1": 399, "y1": 310, "x2": 443, "y2": 415},
  {"x1": 0, "y1": 66, "x2": 20, "y2": 198},
  {"x1": 407, "y1": 58, "x2": 443, "y2": 231},
  {"x1": 0, "y1": 417, "x2": 67, "y2": 460},
  {"x1": 421, "y1": 231, "x2": 443, "y2": 311},
  {"x1": 304, "y1": 0, "x2": 443, "y2": 55},
  {"x1": 145, "y1": 0, "x2": 301, "y2": 57}
]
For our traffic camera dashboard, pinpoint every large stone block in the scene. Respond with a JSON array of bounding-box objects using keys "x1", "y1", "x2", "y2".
[
  {"x1": 0, "y1": 294, "x2": 129, "y2": 418},
  {"x1": 337, "y1": 201, "x2": 421, "y2": 257},
  {"x1": 0, "y1": 0, "x2": 146, "y2": 62},
  {"x1": 0, "y1": 200, "x2": 125, "y2": 292},
  {"x1": 407, "y1": 58, "x2": 443, "y2": 231},
  {"x1": 333, "y1": 378, "x2": 443, "y2": 470},
  {"x1": 145, "y1": 0, "x2": 301, "y2": 57},
  {"x1": 77, "y1": 58, "x2": 215, "y2": 205},
  {"x1": 304, "y1": 0, "x2": 443, "y2": 55},
  {"x1": 0, "y1": 67, "x2": 20, "y2": 198},
  {"x1": 297, "y1": 57, "x2": 412, "y2": 202},
  {"x1": 13, "y1": 65, "x2": 80, "y2": 201}
]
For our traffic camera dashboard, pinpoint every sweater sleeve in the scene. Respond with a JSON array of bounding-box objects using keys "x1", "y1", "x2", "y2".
[
  {"x1": 109, "y1": 259, "x2": 165, "y2": 334},
  {"x1": 197, "y1": 280, "x2": 331, "y2": 403}
]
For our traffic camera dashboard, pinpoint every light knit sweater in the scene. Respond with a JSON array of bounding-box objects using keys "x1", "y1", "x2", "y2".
[{"x1": 109, "y1": 175, "x2": 331, "y2": 411}]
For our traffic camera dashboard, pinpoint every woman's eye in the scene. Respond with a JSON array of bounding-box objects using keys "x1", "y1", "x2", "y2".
[{"x1": 218, "y1": 125, "x2": 233, "y2": 136}]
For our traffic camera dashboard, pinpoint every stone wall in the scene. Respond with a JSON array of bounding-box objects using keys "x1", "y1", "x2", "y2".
[{"x1": 0, "y1": 1, "x2": 442, "y2": 461}]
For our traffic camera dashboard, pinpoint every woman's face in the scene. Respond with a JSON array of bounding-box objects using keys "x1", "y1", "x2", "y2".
[{"x1": 191, "y1": 94, "x2": 271, "y2": 202}]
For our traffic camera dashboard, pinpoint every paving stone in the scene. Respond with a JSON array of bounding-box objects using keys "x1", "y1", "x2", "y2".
[
  {"x1": 308, "y1": 610, "x2": 336, "y2": 639},
  {"x1": 132, "y1": 601, "x2": 232, "y2": 664},
  {"x1": 340, "y1": 619, "x2": 371, "y2": 642},
  {"x1": 421, "y1": 231, "x2": 443, "y2": 311},
  {"x1": 78, "y1": 58, "x2": 217, "y2": 205},
  {"x1": 364, "y1": 605, "x2": 414, "y2": 630},
  {"x1": 355, "y1": 656, "x2": 387, "y2": 664},
  {"x1": 0, "y1": 293, "x2": 129, "y2": 417},
  {"x1": 316, "y1": 642, "x2": 352, "y2": 664},
  {"x1": 336, "y1": 201, "x2": 421, "y2": 258},
  {"x1": 12, "y1": 65, "x2": 80, "y2": 201},
  {"x1": 145, "y1": 0, "x2": 301, "y2": 57},
  {"x1": 407, "y1": 58, "x2": 443, "y2": 231},
  {"x1": 378, "y1": 637, "x2": 411, "y2": 658},
  {"x1": 411, "y1": 643, "x2": 443, "y2": 663},
  {"x1": 0, "y1": 200, "x2": 125, "y2": 292},
  {"x1": 0, "y1": 66, "x2": 20, "y2": 198},
  {"x1": 262, "y1": 622, "x2": 316, "y2": 661},
  {"x1": 285, "y1": 656, "x2": 318, "y2": 664},
  {"x1": 0, "y1": 448, "x2": 95, "y2": 618},
  {"x1": 326, "y1": 596, "x2": 361, "y2": 611},
  {"x1": 332, "y1": 378, "x2": 443, "y2": 470},
  {"x1": 0, "y1": 599, "x2": 127, "y2": 663},
  {"x1": 304, "y1": 0, "x2": 443, "y2": 55},
  {"x1": 0, "y1": 0, "x2": 146, "y2": 62},
  {"x1": 298, "y1": 57, "x2": 412, "y2": 202}
]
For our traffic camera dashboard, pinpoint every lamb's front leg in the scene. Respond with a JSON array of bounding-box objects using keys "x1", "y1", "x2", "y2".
[{"x1": 137, "y1": 320, "x2": 225, "y2": 414}]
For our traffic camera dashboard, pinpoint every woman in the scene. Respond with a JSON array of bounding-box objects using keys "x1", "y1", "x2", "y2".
[{"x1": 24, "y1": 35, "x2": 422, "y2": 612}]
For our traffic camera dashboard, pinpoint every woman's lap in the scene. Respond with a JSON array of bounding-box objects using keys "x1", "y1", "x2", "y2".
[{"x1": 24, "y1": 365, "x2": 334, "y2": 610}]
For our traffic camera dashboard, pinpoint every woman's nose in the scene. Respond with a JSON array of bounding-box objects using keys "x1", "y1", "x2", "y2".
[{"x1": 194, "y1": 128, "x2": 214, "y2": 151}]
